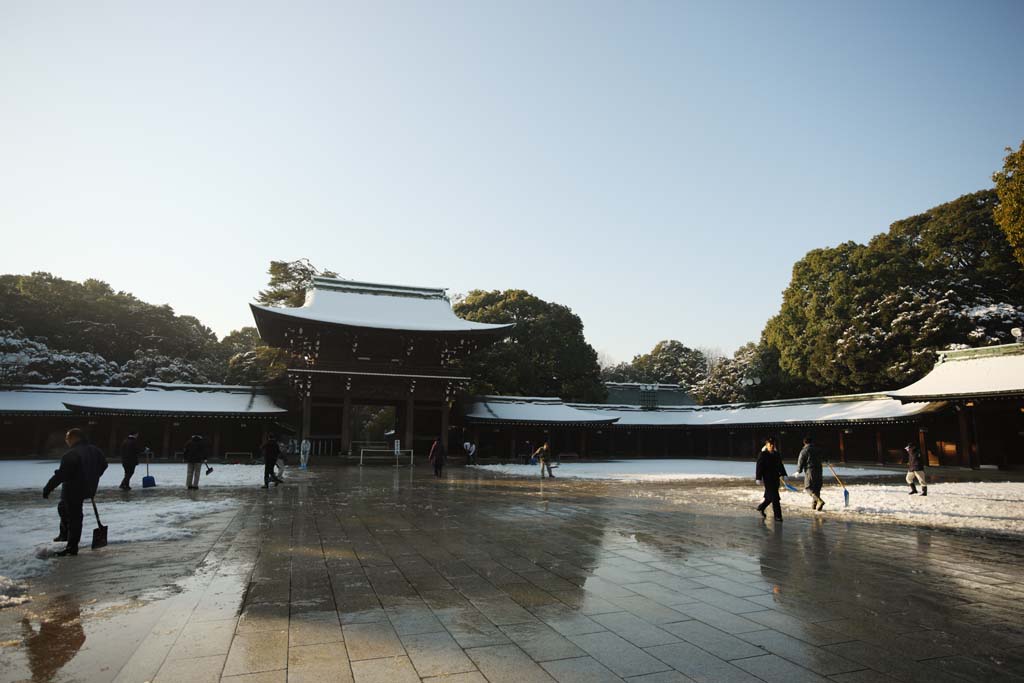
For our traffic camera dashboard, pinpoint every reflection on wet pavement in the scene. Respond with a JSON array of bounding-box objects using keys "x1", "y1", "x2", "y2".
[{"x1": 1, "y1": 465, "x2": 1023, "y2": 682}]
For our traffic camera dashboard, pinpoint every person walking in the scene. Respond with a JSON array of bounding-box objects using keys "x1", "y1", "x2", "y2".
[
  {"x1": 463, "y1": 439, "x2": 477, "y2": 466},
  {"x1": 118, "y1": 432, "x2": 143, "y2": 490},
  {"x1": 299, "y1": 438, "x2": 311, "y2": 469},
  {"x1": 182, "y1": 435, "x2": 207, "y2": 490},
  {"x1": 796, "y1": 435, "x2": 826, "y2": 511},
  {"x1": 43, "y1": 428, "x2": 107, "y2": 557},
  {"x1": 534, "y1": 442, "x2": 555, "y2": 478},
  {"x1": 755, "y1": 437, "x2": 787, "y2": 521},
  {"x1": 262, "y1": 435, "x2": 284, "y2": 488},
  {"x1": 429, "y1": 437, "x2": 447, "y2": 477},
  {"x1": 905, "y1": 442, "x2": 928, "y2": 496}
]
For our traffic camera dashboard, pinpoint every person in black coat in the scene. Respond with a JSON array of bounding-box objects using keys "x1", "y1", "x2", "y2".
[
  {"x1": 262, "y1": 435, "x2": 283, "y2": 488},
  {"x1": 755, "y1": 437, "x2": 787, "y2": 521},
  {"x1": 119, "y1": 432, "x2": 143, "y2": 490},
  {"x1": 428, "y1": 437, "x2": 447, "y2": 478},
  {"x1": 43, "y1": 428, "x2": 108, "y2": 556},
  {"x1": 183, "y1": 435, "x2": 208, "y2": 490},
  {"x1": 904, "y1": 442, "x2": 928, "y2": 496},
  {"x1": 796, "y1": 435, "x2": 826, "y2": 511}
]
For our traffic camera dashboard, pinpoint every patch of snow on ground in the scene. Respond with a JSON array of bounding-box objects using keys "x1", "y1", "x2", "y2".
[
  {"x1": 0, "y1": 497, "x2": 238, "y2": 606},
  {"x1": 723, "y1": 481, "x2": 1024, "y2": 536},
  {"x1": 473, "y1": 459, "x2": 891, "y2": 482},
  {"x1": 0, "y1": 460, "x2": 273, "y2": 490}
]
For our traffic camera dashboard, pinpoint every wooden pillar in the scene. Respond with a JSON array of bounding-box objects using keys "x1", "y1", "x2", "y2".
[
  {"x1": 341, "y1": 394, "x2": 352, "y2": 455},
  {"x1": 579, "y1": 430, "x2": 588, "y2": 458},
  {"x1": 636, "y1": 430, "x2": 643, "y2": 458},
  {"x1": 405, "y1": 396, "x2": 415, "y2": 455},
  {"x1": 751, "y1": 432, "x2": 757, "y2": 459},
  {"x1": 108, "y1": 417, "x2": 119, "y2": 458},
  {"x1": 958, "y1": 406, "x2": 974, "y2": 468},
  {"x1": 441, "y1": 402, "x2": 450, "y2": 453},
  {"x1": 971, "y1": 408, "x2": 982, "y2": 468},
  {"x1": 213, "y1": 429, "x2": 221, "y2": 460},
  {"x1": 301, "y1": 395, "x2": 312, "y2": 442},
  {"x1": 728, "y1": 432, "x2": 735, "y2": 459},
  {"x1": 875, "y1": 429, "x2": 885, "y2": 465},
  {"x1": 162, "y1": 421, "x2": 171, "y2": 458},
  {"x1": 706, "y1": 431, "x2": 713, "y2": 458},
  {"x1": 510, "y1": 433, "x2": 517, "y2": 462},
  {"x1": 918, "y1": 428, "x2": 928, "y2": 468},
  {"x1": 32, "y1": 420, "x2": 43, "y2": 456},
  {"x1": 838, "y1": 430, "x2": 847, "y2": 463}
]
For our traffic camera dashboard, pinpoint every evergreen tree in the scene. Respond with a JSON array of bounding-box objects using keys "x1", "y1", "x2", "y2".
[
  {"x1": 453, "y1": 289, "x2": 606, "y2": 402},
  {"x1": 994, "y1": 141, "x2": 1024, "y2": 270},
  {"x1": 255, "y1": 259, "x2": 339, "y2": 308}
]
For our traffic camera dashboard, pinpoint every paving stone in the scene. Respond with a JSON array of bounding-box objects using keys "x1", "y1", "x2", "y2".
[
  {"x1": 737, "y1": 628, "x2": 862, "y2": 675},
  {"x1": 421, "y1": 673, "x2": 489, "y2": 683},
  {"x1": 644, "y1": 641, "x2": 762, "y2": 683},
  {"x1": 531, "y1": 603, "x2": 607, "y2": 636},
  {"x1": 466, "y1": 643, "x2": 557, "y2": 682},
  {"x1": 286, "y1": 643, "x2": 352, "y2": 683},
  {"x1": 591, "y1": 611, "x2": 680, "y2": 647},
  {"x1": 167, "y1": 618, "x2": 236, "y2": 660},
  {"x1": 540, "y1": 655, "x2": 624, "y2": 682},
  {"x1": 288, "y1": 610, "x2": 343, "y2": 646},
  {"x1": 401, "y1": 630, "x2": 478, "y2": 678},
  {"x1": 660, "y1": 620, "x2": 764, "y2": 660},
  {"x1": 341, "y1": 621, "x2": 405, "y2": 660},
  {"x1": 222, "y1": 671, "x2": 287, "y2": 683},
  {"x1": 351, "y1": 655, "x2": 421, "y2": 683},
  {"x1": 568, "y1": 631, "x2": 672, "y2": 678},
  {"x1": 499, "y1": 620, "x2": 588, "y2": 661},
  {"x1": 223, "y1": 630, "x2": 289, "y2": 677},
  {"x1": 625, "y1": 672, "x2": 697, "y2": 683},
  {"x1": 153, "y1": 654, "x2": 226, "y2": 683},
  {"x1": 731, "y1": 654, "x2": 833, "y2": 682}
]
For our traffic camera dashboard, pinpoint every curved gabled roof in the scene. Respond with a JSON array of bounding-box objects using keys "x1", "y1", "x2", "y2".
[
  {"x1": 888, "y1": 344, "x2": 1024, "y2": 402},
  {"x1": 251, "y1": 278, "x2": 514, "y2": 338}
]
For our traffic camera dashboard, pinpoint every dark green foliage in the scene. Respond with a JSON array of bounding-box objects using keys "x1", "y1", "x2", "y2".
[
  {"x1": 0, "y1": 272, "x2": 220, "y2": 365},
  {"x1": 994, "y1": 141, "x2": 1024, "y2": 270},
  {"x1": 601, "y1": 340, "x2": 709, "y2": 391},
  {"x1": 762, "y1": 189, "x2": 1024, "y2": 396},
  {"x1": 256, "y1": 259, "x2": 338, "y2": 308},
  {"x1": 453, "y1": 289, "x2": 606, "y2": 403}
]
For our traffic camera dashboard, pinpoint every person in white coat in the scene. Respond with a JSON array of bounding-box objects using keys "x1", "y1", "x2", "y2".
[{"x1": 300, "y1": 438, "x2": 311, "y2": 469}]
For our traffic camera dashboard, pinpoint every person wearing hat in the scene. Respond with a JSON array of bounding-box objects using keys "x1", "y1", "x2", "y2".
[
  {"x1": 796, "y1": 435, "x2": 826, "y2": 511},
  {"x1": 182, "y1": 435, "x2": 208, "y2": 490},
  {"x1": 118, "y1": 432, "x2": 143, "y2": 490},
  {"x1": 905, "y1": 442, "x2": 927, "y2": 496},
  {"x1": 755, "y1": 437, "x2": 787, "y2": 521}
]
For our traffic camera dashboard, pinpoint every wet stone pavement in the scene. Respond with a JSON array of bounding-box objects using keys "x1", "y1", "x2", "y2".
[{"x1": 2, "y1": 465, "x2": 1024, "y2": 683}]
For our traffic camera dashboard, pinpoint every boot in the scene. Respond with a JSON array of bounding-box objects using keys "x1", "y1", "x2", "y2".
[
  {"x1": 920, "y1": 486, "x2": 927, "y2": 497},
  {"x1": 757, "y1": 506, "x2": 766, "y2": 519},
  {"x1": 53, "y1": 534, "x2": 67, "y2": 543},
  {"x1": 55, "y1": 547, "x2": 78, "y2": 557},
  {"x1": 818, "y1": 500, "x2": 826, "y2": 511},
  {"x1": 908, "y1": 482, "x2": 918, "y2": 495}
]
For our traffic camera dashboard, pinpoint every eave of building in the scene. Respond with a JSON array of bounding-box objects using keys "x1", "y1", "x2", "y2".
[{"x1": 288, "y1": 368, "x2": 471, "y2": 381}]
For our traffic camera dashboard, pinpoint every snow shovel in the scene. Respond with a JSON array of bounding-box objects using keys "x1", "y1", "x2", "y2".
[
  {"x1": 142, "y1": 451, "x2": 156, "y2": 488},
  {"x1": 204, "y1": 460, "x2": 214, "y2": 476},
  {"x1": 827, "y1": 463, "x2": 850, "y2": 507},
  {"x1": 90, "y1": 498, "x2": 108, "y2": 549},
  {"x1": 780, "y1": 476, "x2": 800, "y2": 493}
]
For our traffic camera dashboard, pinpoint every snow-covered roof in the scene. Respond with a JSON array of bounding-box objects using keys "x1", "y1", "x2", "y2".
[
  {"x1": 251, "y1": 278, "x2": 514, "y2": 335},
  {"x1": 569, "y1": 394, "x2": 944, "y2": 427},
  {"x1": 0, "y1": 384, "x2": 286, "y2": 418},
  {"x1": 63, "y1": 385, "x2": 287, "y2": 417},
  {"x1": 465, "y1": 393, "x2": 945, "y2": 427},
  {"x1": 0, "y1": 386, "x2": 135, "y2": 415},
  {"x1": 888, "y1": 344, "x2": 1024, "y2": 402},
  {"x1": 466, "y1": 396, "x2": 619, "y2": 425}
]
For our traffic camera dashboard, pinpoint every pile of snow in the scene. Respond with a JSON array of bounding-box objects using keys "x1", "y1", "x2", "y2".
[
  {"x1": 722, "y1": 481, "x2": 1024, "y2": 536},
  {"x1": 0, "y1": 497, "x2": 238, "y2": 607},
  {"x1": 473, "y1": 459, "x2": 891, "y2": 482},
  {"x1": 0, "y1": 461, "x2": 274, "y2": 490}
]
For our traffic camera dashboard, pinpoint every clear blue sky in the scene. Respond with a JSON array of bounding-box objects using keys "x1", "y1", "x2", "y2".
[{"x1": 2, "y1": 1, "x2": 1022, "y2": 363}]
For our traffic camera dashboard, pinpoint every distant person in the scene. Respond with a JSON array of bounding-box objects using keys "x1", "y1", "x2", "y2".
[
  {"x1": 905, "y1": 442, "x2": 927, "y2": 496},
  {"x1": 463, "y1": 439, "x2": 477, "y2": 466},
  {"x1": 429, "y1": 437, "x2": 447, "y2": 477},
  {"x1": 43, "y1": 428, "x2": 107, "y2": 557},
  {"x1": 796, "y1": 435, "x2": 826, "y2": 511},
  {"x1": 118, "y1": 432, "x2": 143, "y2": 490},
  {"x1": 755, "y1": 437, "x2": 787, "y2": 521},
  {"x1": 300, "y1": 438, "x2": 311, "y2": 469},
  {"x1": 182, "y1": 435, "x2": 208, "y2": 490},
  {"x1": 534, "y1": 442, "x2": 555, "y2": 478},
  {"x1": 262, "y1": 435, "x2": 284, "y2": 488}
]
